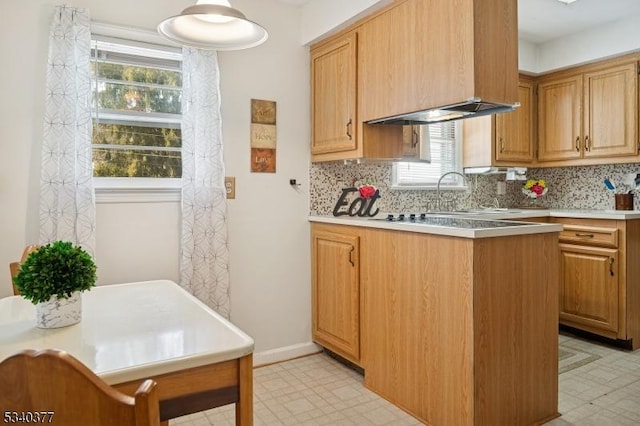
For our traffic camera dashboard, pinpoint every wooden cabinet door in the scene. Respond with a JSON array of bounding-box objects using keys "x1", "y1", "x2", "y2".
[
  {"x1": 559, "y1": 244, "x2": 619, "y2": 334},
  {"x1": 538, "y1": 75, "x2": 583, "y2": 162},
  {"x1": 583, "y1": 62, "x2": 638, "y2": 158},
  {"x1": 495, "y1": 81, "x2": 534, "y2": 162},
  {"x1": 310, "y1": 33, "x2": 357, "y2": 155},
  {"x1": 311, "y1": 229, "x2": 360, "y2": 363}
]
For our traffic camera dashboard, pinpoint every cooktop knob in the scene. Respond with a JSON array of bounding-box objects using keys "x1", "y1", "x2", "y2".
[
  {"x1": 409, "y1": 213, "x2": 416, "y2": 221},
  {"x1": 398, "y1": 214, "x2": 406, "y2": 221},
  {"x1": 386, "y1": 214, "x2": 394, "y2": 221}
]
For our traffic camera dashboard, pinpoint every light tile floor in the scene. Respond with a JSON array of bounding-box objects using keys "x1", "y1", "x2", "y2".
[{"x1": 171, "y1": 332, "x2": 640, "y2": 426}]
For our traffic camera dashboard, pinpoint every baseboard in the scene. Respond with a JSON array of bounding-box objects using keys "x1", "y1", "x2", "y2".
[{"x1": 253, "y1": 342, "x2": 322, "y2": 367}]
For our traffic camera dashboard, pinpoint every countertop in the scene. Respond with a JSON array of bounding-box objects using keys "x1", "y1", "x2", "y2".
[
  {"x1": 309, "y1": 208, "x2": 640, "y2": 239},
  {"x1": 0, "y1": 280, "x2": 254, "y2": 385},
  {"x1": 310, "y1": 215, "x2": 563, "y2": 239}
]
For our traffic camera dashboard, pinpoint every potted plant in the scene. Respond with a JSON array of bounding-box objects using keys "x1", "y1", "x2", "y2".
[{"x1": 14, "y1": 241, "x2": 97, "y2": 329}]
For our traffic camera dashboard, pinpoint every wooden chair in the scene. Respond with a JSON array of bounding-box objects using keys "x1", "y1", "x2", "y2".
[
  {"x1": 0, "y1": 349, "x2": 160, "y2": 426},
  {"x1": 8, "y1": 244, "x2": 39, "y2": 295}
]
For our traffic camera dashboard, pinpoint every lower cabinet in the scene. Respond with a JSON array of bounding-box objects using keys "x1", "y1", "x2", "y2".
[
  {"x1": 552, "y1": 217, "x2": 640, "y2": 348},
  {"x1": 311, "y1": 222, "x2": 559, "y2": 425},
  {"x1": 311, "y1": 225, "x2": 360, "y2": 364},
  {"x1": 559, "y1": 243, "x2": 619, "y2": 334}
]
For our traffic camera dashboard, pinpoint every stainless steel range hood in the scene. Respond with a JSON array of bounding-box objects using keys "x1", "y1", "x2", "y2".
[{"x1": 366, "y1": 98, "x2": 519, "y2": 125}]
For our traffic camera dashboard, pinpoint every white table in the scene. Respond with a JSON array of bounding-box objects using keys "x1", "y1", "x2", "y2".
[{"x1": 0, "y1": 280, "x2": 255, "y2": 425}]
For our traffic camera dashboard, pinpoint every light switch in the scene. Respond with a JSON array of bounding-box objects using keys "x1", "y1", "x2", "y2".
[{"x1": 225, "y1": 176, "x2": 236, "y2": 199}]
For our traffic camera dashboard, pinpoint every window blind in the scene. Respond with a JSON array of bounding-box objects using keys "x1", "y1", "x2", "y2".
[{"x1": 394, "y1": 121, "x2": 462, "y2": 187}]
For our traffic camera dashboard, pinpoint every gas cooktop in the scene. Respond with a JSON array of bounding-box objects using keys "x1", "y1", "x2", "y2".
[{"x1": 370, "y1": 213, "x2": 529, "y2": 229}]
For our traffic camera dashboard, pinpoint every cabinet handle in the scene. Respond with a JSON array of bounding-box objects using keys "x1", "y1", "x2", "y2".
[
  {"x1": 346, "y1": 119, "x2": 353, "y2": 140},
  {"x1": 412, "y1": 128, "x2": 419, "y2": 148},
  {"x1": 575, "y1": 136, "x2": 580, "y2": 152},
  {"x1": 585, "y1": 135, "x2": 590, "y2": 151},
  {"x1": 574, "y1": 233, "x2": 594, "y2": 238},
  {"x1": 609, "y1": 257, "x2": 615, "y2": 276},
  {"x1": 499, "y1": 138, "x2": 505, "y2": 153},
  {"x1": 348, "y1": 246, "x2": 355, "y2": 267}
]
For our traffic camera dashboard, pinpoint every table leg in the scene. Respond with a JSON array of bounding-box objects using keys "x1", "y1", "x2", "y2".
[{"x1": 236, "y1": 354, "x2": 253, "y2": 425}]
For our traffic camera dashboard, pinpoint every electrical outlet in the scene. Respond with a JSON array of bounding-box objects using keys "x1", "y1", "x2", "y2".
[
  {"x1": 496, "y1": 181, "x2": 506, "y2": 195},
  {"x1": 225, "y1": 176, "x2": 236, "y2": 199}
]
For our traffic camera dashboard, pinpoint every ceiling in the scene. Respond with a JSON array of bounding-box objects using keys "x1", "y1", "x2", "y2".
[{"x1": 275, "y1": 0, "x2": 640, "y2": 44}]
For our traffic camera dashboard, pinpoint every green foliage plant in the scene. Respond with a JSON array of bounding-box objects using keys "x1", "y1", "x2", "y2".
[{"x1": 14, "y1": 241, "x2": 97, "y2": 304}]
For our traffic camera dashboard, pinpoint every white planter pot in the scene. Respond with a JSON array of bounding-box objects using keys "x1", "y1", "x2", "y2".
[{"x1": 35, "y1": 291, "x2": 82, "y2": 329}]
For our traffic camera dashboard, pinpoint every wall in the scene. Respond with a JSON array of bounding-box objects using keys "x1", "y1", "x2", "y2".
[
  {"x1": 310, "y1": 162, "x2": 640, "y2": 215},
  {"x1": 535, "y1": 13, "x2": 640, "y2": 73},
  {"x1": 0, "y1": 0, "x2": 313, "y2": 363},
  {"x1": 299, "y1": 0, "x2": 388, "y2": 45}
]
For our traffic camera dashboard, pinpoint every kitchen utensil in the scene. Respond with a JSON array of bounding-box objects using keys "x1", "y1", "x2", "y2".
[
  {"x1": 623, "y1": 173, "x2": 637, "y2": 193},
  {"x1": 604, "y1": 179, "x2": 616, "y2": 191}
]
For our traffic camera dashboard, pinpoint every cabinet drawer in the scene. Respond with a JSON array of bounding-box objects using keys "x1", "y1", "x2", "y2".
[{"x1": 559, "y1": 224, "x2": 618, "y2": 248}]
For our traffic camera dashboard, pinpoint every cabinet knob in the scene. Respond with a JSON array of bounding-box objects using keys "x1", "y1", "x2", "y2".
[
  {"x1": 575, "y1": 136, "x2": 580, "y2": 152},
  {"x1": 499, "y1": 138, "x2": 505, "y2": 153},
  {"x1": 585, "y1": 135, "x2": 590, "y2": 151},
  {"x1": 346, "y1": 119, "x2": 353, "y2": 141}
]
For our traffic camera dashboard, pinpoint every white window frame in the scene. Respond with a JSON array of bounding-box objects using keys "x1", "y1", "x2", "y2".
[
  {"x1": 90, "y1": 23, "x2": 183, "y2": 203},
  {"x1": 391, "y1": 121, "x2": 465, "y2": 190}
]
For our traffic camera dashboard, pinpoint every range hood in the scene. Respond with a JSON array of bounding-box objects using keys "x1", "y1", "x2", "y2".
[{"x1": 366, "y1": 98, "x2": 519, "y2": 125}]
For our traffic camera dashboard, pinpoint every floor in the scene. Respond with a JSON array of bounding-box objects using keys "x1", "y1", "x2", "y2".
[{"x1": 170, "y1": 332, "x2": 640, "y2": 426}]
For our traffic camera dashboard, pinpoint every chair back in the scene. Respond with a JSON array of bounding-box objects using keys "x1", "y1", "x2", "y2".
[
  {"x1": 0, "y1": 349, "x2": 160, "y2": 426},
  {"x1": 9, "y1": 245, "x2": 39, "y2": 295}
]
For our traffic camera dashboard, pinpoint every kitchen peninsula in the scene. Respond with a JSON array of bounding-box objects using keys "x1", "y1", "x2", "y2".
[{"x1": 310, "y1": 216, "x2": 562, "y2": 425}]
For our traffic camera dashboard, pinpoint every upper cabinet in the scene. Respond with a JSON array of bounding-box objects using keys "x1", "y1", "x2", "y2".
[
  {"x1": 495, "y1": 80, "x2": 535, "y2": 163},
  {"x1": 310, "y1": 32, "x2": 357, "y2": 156},
  {"x1": 463, "y1": 78, "x2": 535, "y2": 169},
  {"x1": 358, "y1": 0, "x2": 518, "y2": 122},
  {"x1": 310, "y1": 30, "x2": 404, "y2": 162},
  {"x1": 310, "y1": 0, "x2": 518, "y2": 163},
  {"x1": 538, "y1": 60, "x2": 639, "y2": 165}
]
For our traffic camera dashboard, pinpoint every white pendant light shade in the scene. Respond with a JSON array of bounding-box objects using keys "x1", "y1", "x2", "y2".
[{"x1": 157, "y1": 1, "x2": 268, "y2": 50}]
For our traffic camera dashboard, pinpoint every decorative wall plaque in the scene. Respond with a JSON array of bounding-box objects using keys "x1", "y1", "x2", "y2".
[
  {"x1": 332, "y1": 185, "x2": 381, "y2": 217},
  {"x1": 250, "y1": 99, "x2": 276, "y2": 173}
]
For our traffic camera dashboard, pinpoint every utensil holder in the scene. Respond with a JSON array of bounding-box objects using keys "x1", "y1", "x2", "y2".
[{"x1": 615, "y1": 193, "x2": 634, "y2": 210}]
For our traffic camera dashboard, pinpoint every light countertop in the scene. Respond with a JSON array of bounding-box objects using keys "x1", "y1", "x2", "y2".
[
  {"x1": 0, "y1": 280, "x2": 254, "y2": 385},
  {"x1": 309, "y1": 215, "x2": 563, "y2": 239},
  {"x1": 310, "y1": 208, "x2": 640, "y2": 238}
]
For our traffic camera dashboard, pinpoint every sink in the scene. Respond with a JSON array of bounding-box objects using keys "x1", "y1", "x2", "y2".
[
  {"x1": 451, "y1": 208, "x2": 524, "y2": 215},
  {"x1": 425, "y1": 209, "x2": 510, "y2": 216}
]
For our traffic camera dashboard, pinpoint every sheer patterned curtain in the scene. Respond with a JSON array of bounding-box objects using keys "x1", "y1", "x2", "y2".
[
  {"x1": 39, "y1": 6, "x2": 95, "y2": 255},
  {"x1": 180, "y1": 48, "x2": 230, "y2": 318}
]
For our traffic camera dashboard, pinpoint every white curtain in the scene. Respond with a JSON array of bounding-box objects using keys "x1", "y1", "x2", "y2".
[
  {"x1": 39, "y1": 6, "x2": 95, "y2": 255},
  {"x1": 180, "y1": 48, "x2": 230, "y2": 318}
]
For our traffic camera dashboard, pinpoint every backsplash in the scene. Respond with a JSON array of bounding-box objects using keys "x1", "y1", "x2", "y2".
[{"x1": 309, "y1": 162, "x2": 640, "y2": 215}]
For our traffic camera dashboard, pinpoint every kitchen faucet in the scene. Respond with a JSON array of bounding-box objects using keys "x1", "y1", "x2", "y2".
[{"x1": 436, "y1": 171, "x2": 468, "y2": 211}]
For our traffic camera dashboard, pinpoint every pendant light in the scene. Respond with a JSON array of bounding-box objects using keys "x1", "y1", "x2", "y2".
[{"x1": 157, "y1": 0, "x2": 268, "y2": 50}]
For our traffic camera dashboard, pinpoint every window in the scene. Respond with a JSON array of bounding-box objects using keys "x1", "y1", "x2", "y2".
[
  {"x1": 91, "y1": 37, "x2": 182, "y2": 182},
  {"x1": 392, "y1": 121, "x2": 464, "y2": 189}
]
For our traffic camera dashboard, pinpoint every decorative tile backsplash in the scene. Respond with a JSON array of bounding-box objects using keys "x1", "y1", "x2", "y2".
[{"x1": 309, "y1": 162, "x2": 640, "y2": 215}]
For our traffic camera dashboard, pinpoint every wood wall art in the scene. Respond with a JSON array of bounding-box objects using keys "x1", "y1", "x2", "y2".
[{"x1": 250, "y1": 99, "x2": 276, "y2": 173}]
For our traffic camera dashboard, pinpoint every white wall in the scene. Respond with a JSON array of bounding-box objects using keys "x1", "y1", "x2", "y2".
[
  {"x1": 0, "y1": 0, "x2": 313, "y2": 361},
  {"x1": 300, "y1": 0, "x2": 389, "y2": 45},
  {"x1": 535, "y1": 14, "x2": 640, "y2": 73}
]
